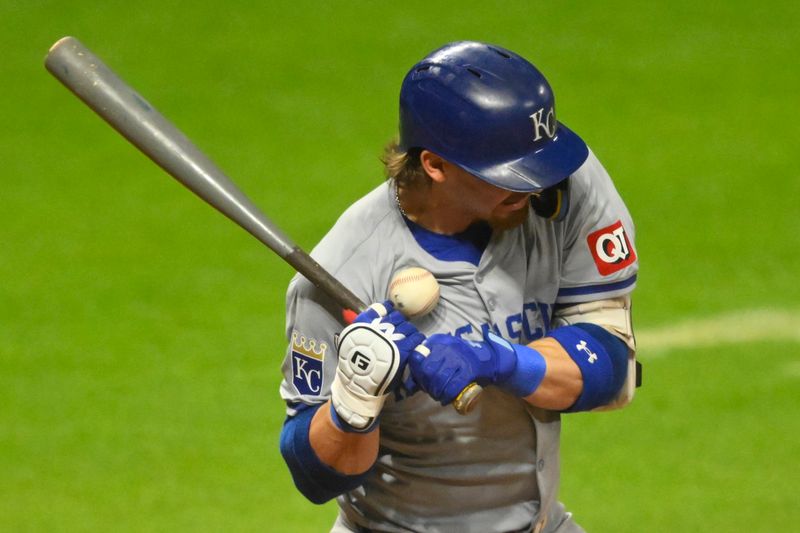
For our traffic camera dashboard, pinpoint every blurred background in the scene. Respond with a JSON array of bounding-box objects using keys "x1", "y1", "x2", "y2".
[{"x1": 2, "y1": 1, "x2": 798, "y2": 531}]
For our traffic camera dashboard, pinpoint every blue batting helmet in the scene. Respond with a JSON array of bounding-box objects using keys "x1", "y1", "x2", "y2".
[{"x1": 398, "y1": 41, "x2": 588, "y2": 192}]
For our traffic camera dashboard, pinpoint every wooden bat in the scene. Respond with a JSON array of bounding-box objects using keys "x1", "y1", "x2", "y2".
[{"x1": 44, "y1": 36, "x2": 482, "y2": 414}]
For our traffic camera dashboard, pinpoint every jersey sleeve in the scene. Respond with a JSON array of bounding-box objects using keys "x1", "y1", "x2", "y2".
[
  {"x1": 279, "y1": 275, "x2": 345, "y2": 415},
  {"x1": 556, "y1": 150, "x2": 638, "y2": 304},
  {"x1": 278, "y1": 188, "x2": 397, "y2": 415}
]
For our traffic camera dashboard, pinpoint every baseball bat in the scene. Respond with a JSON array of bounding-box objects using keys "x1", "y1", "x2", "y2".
[{"x1": 44, "y1": 36, "x2": 482, "y2": 415}]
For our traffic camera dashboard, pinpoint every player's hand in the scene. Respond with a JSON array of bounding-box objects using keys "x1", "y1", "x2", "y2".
[
  {"x1": 354, "y1": 301, "x2": 427, "y2": 390},
  {"x1": 331, "y1": 301, "x2": 425, "y2": 431},
  {"x1": 409, "y1": 332, "x2": 546, "y2": 406}
]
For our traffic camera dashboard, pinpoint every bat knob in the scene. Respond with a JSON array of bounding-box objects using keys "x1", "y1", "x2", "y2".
[{"x1": 453, "y1": 382, "x2": 483, "y2": 414}]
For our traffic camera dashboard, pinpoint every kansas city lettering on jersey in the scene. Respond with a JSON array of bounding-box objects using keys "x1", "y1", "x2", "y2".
[
  {"x1": 453, "y1": 301, "x2": 553, "y2": 344},
  {"x1": 291, "y1": 330, "x2": 327, "y2": 395}
]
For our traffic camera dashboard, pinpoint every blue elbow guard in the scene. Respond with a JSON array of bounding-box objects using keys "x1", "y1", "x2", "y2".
[
  {"x1": 547, "y1": 323, "x2": 628, "y2": 412},
  {"x1": 279, "y1": 404, "x2": 371, "y2": 504}
]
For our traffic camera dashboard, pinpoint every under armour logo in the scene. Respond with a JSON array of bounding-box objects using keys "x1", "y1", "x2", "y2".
[
  {"x1": 530, "y1": 107, "x2": 557, "y2": 141},
  {"x1": 576, "y1": 340, "x2": 597, "y2": 363}
]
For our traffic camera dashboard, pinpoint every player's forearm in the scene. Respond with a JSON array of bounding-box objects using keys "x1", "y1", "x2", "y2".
[
  {"x1": 309, "y1": 400, "x2": 380, "y2": 475},
  {"x1": 525, "y1": 323, "x2": 630, "y2": 412},
  {"x1": 522, "y1": 337, "x2": 582, "y2": 410},
  {"x1": 280, "y1": 402, "x2": 378, "y2": 503}
]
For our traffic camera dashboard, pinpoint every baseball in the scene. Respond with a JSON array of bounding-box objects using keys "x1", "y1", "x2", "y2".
[{"x1": 388, "y1": 267, "x2": 440, "y2": 318}]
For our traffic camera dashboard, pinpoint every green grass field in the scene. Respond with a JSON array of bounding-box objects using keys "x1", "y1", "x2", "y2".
[{"x1": 2, "y1": 1, "x2": 798, "y2": 531}]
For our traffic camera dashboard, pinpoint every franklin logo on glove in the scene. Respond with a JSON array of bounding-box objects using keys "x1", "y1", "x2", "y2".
[{"x1": 350, "y1": 351, "x2": 372, "y2": 373}]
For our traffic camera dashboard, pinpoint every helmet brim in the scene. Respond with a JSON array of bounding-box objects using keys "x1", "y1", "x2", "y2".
[{"x1": 462, "y1": 122, "x2": 589, "y2": 193}]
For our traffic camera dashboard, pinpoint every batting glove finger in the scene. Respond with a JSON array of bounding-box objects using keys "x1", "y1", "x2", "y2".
[
  {"x1": 409, "y1": 335, "x2": 467, "y2": 405},
  {"x1": 353, "y1": 300, "x2": 394, "y2": 324},
  {"x1": 400, "y1": 371, "x2": 421, "y2": 398}
]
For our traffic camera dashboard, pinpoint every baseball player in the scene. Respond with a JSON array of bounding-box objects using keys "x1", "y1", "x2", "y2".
[{"x1": 279, "y1": 41, "x2": 639, "y2": 533}]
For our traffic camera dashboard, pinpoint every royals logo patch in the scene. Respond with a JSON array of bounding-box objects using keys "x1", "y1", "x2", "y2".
[
  {"x1": 291, "y1": 330, "x2": 326, "y2": 396},
  {"x1": 587, "y1": 220, "x2": 637, "y2": 275}
]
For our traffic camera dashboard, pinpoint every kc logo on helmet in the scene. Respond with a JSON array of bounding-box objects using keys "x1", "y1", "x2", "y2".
[
  {"x1": 587, "y1": 220, "x2": 637, "y2": 275},
  {"x1": 530, "y1": 107, "x2": 557, "y2": 141}
]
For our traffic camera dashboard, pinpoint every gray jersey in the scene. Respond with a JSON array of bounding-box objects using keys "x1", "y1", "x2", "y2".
[{"x1": 279, "y1": 150, "x2": 638, "y2": 532}]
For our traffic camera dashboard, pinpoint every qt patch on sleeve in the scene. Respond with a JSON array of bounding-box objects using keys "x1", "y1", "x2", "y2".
[{"x1": 586, "y1": 220, "x2": 636, "y2": 276}]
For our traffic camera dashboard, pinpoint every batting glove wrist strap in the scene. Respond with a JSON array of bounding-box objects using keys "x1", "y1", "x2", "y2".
[
  {"x1": 331, "y1": 319, "x2": 401, "y2": 430},
  {"x1": 328, "y1": 395, "x2": 382, "y2": 433},
  {"x1": 484, "y1": 332, "x2": 546, "y2": 397}
]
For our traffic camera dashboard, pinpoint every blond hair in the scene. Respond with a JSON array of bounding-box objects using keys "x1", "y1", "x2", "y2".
[{"x1": 381, "y1": 139, "x2": 429, "y2": 188}]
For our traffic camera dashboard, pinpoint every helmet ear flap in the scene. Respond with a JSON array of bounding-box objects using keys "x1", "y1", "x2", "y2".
[{"x1": 530, "y1": 178, "x2": 570, "y2": 221}]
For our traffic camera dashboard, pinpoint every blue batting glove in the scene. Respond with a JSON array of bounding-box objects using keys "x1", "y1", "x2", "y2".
[{"x1": 409, "y1": 332, "x2": 546, "y2": 406}]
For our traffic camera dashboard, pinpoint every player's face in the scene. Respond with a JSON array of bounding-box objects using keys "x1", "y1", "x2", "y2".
[{"x1": 445, "y1": 163, "x2": 532, "y2": 231}]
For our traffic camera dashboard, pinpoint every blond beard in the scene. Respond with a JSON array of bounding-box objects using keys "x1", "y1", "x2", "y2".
[{"x1": 487, "y1": 202, "x2": 530, "y2": 231}]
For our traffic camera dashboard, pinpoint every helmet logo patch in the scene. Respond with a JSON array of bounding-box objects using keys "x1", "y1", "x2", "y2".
[{"x1": 530, "y1": 107, "x2": 557, "y2": 141}]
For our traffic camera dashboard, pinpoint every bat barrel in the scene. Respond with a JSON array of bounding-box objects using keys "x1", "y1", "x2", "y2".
[
  {"x1": 45, "y1": 36, "x2": 367, "y2": 315},
  {"x1": 45, "y1": 36, "x2": 297, "y2": 258},
  {"x1": 45, "y1": 36, "x2": 476, "y2": 412}
]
